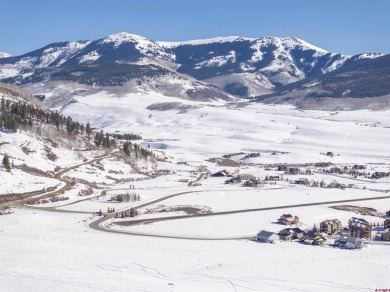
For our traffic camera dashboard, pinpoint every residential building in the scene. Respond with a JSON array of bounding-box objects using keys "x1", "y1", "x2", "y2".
[
  {"x1": 348, "y1": 217, "x2": 371, "y2": 239},
  {"x1": 256, "y1": 230, "x2": 279, "y2": 243},
  {"x1": 320, "y1": 219, "x2": 342, "y2": 235}
]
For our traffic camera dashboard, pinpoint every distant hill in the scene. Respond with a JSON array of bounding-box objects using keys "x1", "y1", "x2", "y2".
[{"x1": 255, "y1": 54, "x2": 390, "y2": 110}]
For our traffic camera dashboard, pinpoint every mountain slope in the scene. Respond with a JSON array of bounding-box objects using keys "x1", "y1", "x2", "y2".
[
  {"x1": 0, "y1": 32, "x2": 383, "y2": 103},
  {"x1": 0, "y1": 33, "x2": 233, "y2": 103}
]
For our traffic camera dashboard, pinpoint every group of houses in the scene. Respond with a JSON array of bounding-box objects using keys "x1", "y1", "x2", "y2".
[
  {"x1": 376, "y1": 218, "x2": 390, "y2": 241},
  {"x1": 210, "y1": 170, "x2": 263, "y2": 188},
  {"x1": 255, "y1": 215, "x2": 390, "y2": 249}
]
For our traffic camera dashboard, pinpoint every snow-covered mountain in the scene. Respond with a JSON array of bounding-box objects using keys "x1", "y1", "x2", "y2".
[
  {"x1": 0, "y1": 32, "x2": 383, "y2": 102},
  {"x1": 160, "y1": 36, "x2": 382, "y2": 97},
  {"x1": 0, "y1": 52, "x2": 12, "y2": 58}
]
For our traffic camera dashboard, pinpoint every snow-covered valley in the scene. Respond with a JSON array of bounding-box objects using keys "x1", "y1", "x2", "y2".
[{"x1": 1, "y1": 89, "x2": 390, "y2": 291}]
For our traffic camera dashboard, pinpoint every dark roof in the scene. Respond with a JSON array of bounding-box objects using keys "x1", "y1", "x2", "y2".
[
  {"x1": 281, "y1": 214, "x2": 293, "y2": 218},
  {"x1": 257, "y1": 230, "x2": 277, "y2": 238},
  {"x1": 291, "y1": 228, "x2": 304, "y2": 234},
  {"x1": 278, "y1": 228, "x2": 292, "y2": 236},
  {"x1": 303, "y1": 230, "x2": 321, "y2": 239}
]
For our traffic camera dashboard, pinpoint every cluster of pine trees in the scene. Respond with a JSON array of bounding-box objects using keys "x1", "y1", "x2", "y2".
[
  {"x1": 96, "y1": 207, "x2": 138, "y2": 218},
  {"x1": 0, "y1": 98, "x2": 119, "y2": 151},
  {"x1": 114, "y1": 207, "x2": 138, "y2": 218},
  {"x1": 109, "y1": 132, "x2": 142, "y2": 140},
  {"x1": 123, "y1": 141, "x2": 154, "y2": 158},
  {"x1": 1, "y1": 97, "x2": 156, "y2": 158},
  {"x1": 0, "y1": 97, "x2": 93, "y2": 137},
  {"x1": 94, "y1": 130, "x2": 116, "y2": 148}
]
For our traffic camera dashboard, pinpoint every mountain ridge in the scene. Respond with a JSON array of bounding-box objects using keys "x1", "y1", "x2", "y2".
[{"x1": 0, "y1": 32, "x2": 385, "y2": 104}]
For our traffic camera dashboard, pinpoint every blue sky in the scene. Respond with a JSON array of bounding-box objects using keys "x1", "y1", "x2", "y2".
[{"x1": 1, "y1": 0, "x2": 389, "y2": 56}]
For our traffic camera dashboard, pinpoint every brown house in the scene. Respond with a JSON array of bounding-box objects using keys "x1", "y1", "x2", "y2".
[
  {"x1": 301, "y1": 230, "x2": 327, "y2": 246},
  {"x1": 382, "y1": 230, "x2": 390, "y2": 241},
  {"x1": 320, "y1": 219, "x2": 342, "y2": 235},
  {"x1": 278, "y1": 214, "x2": 299, "y2": 226},
  {"x1": 348, "y1": 217, "x2": 371, "y2": 239},
  {"x1": 384, "y1": 218, "x2": 390, "y2": 230}
]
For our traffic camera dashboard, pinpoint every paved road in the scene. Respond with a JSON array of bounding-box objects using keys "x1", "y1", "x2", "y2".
[{"x1": 89, "y1": 190, "x2": 390, "y2": 240}]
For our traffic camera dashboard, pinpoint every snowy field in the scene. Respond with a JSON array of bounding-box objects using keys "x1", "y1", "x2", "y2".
[
  {"x1": 0, "y1": 208, "x2": 389, "y2": 291},
  {"x1": 1, "y1": 91, "x2": 390, "y2": 291}
]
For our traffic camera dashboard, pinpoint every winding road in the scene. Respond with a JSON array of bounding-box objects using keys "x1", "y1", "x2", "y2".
[{"x1": 1, "y1": 150, "x2": 114, "y2": 209}]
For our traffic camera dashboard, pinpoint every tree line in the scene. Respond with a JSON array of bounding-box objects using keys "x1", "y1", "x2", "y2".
[
  {"x1": 1, "y1": 97, "x2": 155, "y2": 161},
  {"x1": 0, "y1": 97, "x2": 93, "y2": 137}
]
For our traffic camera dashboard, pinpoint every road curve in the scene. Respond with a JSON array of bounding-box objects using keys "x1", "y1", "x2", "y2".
[{"x1": 1, "y1": 151, "x2": 114, "y2": 209}]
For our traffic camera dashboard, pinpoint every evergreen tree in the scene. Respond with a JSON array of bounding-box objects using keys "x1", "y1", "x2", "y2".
[
  {"x1": 86, "y1": 122, "x2": 92, "y2": 137},
  {"x1": 2, "y1": 154, "x2": 11, "y2": 171},
  {"x1": 130, "y1": 207, "x2": 137, "y2": 217}
]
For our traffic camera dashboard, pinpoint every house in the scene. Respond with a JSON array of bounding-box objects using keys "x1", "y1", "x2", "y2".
[
  {"x1": 348, "y1": 217, "x2": 371, "y2": 239},
  {"x1": 320, "y1": 219, "x2": 342, "y2": 235},
  {"x1": 278, "y1": 214, "x2": 299, "y2": 226},
  {"x1": 327, "y1": 182, "x2": 345, "y2": 189},
  {"x1": 243, "y1": 178, "x2": 260, "y2": 187},
  {"x1": 278, "y1": 229, "x2": 294, "y2": 241},
  {"x1": 371, "y1": 172, "x2": 389, "y2": 179},
  {"x1": 238, "y1": 173, "x2": 254, "y2": 180},
  {"x1": 382, "y1": 230, "x2": 390, "y2": 241},
  {"x1": 353, "y1": 164, "x2": 366, "y2": 170},
  {"x1": 335, "y1": 236, "x2": 363, "y2": 249},
  {"x1": 291, "y1": 228, "x2": 305, "y2": 239},
  {"x1": 211, "y1": 170, "x2": 231, "y2": 177},
  {"x1": 244, "y1": 153, "x2": 260, "y2": 159},
  {"x1": 339, "y1": 227, "x2": 350, "y2": 237},
  {"x1": 224, "y1": 176, "x2": 241, "y2": 184},
  {"x1": 288, "y1": 167, "x2": 300, "y2": 175},
  {"x1": 384, "y1": 218, "x2": 390, "y2": 229},
  {"x1": 294, "y1": 178, "x2": 309, "y2": 186},
  {"x1": 301, "y1": 230, "x2": 327, "y2": 245},
  {"x1": 256, "y1": 230, "x2": 279, "y2": 243},
  {"x1": 278, "y1": 227, "x2": 304, "y2": 241},
  {"x1": 268, "y1": 176, "x2": 280, "y2": 181}
]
